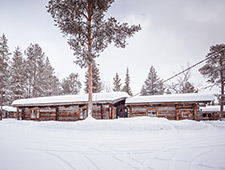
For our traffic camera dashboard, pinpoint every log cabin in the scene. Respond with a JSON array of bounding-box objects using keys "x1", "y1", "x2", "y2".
[
  {"x1": 1, "y1": 106, "x2": 17, "y2": 118},
  {"x1": 200, "y1": 105, "x2": 224, "y2": 120},
  {"x1": 12, "y1": 92, "x2": 129, "y2": 121},
  {"x1": 125, "y1": 93, "x2": 215, "y2": 121}
]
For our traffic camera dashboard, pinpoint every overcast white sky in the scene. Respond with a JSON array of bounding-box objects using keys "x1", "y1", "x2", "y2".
[{"x1": 1, "y1": 0, "x2": 225, "y2": 95}]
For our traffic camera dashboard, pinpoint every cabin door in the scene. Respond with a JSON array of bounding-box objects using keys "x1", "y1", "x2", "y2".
[{"x1": 116, "y1": 105, "x2": 128, "y2": 118}]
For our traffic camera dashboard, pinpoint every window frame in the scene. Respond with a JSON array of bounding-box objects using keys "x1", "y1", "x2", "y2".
[
  {"x1": 30, "y1": 108, "x2": 40, "y2": 120},
  {"x1": 79, "y1": 107, "x2": 88, "y2": 120},
  {"x1": 181, "y1": 111, "x2": 191, "y2": 119},
  {"x1": 146, "y1": 109, "x2": 158, "y2": 117}
]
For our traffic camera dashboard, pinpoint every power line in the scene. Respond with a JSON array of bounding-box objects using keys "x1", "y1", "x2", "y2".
[
  {"x1": 162, "y1": 47, "x2": 225, "y2": 83},
  {"x1": 130, "y1": 47, "x2": 225, "y2": 97}
]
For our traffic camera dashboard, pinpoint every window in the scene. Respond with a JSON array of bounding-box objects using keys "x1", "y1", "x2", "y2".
[
  {"x1": 183, "y1": 112, "x2": 189, "y2": 118},
  {"x1": 181, "y1": 111, "x2": 191, "y2": 119},
  {"x1": 30, "y1": 109, "x2": 40, "y2": 120},
  {"x1": 146, "y1": 109, "x2": 158, "y2": 117},
  {"x1": 79, "y1": 107, "x2": 88, "y2": 119}
]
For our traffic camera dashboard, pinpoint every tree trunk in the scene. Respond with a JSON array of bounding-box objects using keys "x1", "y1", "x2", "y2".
[
  {"x1": 220, "y1": 51, "x2": 224, "y2": 119},
  {"x1": 88, "y1": 63, "x2": 93, "y2": 117},
  {"x1": 221, "y1": 82, "x2": 224, "y2": 118},
  {"x1": 87, "y1": 1, "x2": 93, "y2": 117}
]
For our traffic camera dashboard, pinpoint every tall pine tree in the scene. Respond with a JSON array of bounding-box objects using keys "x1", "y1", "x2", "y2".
[
  {"x1": 8, "y1": 46, "x2": 27, "y2": 103},
  {"x1": 84, "y1": 63, "x2": 102, "y2": 93},
  {"x1": 141, "y1": 66, "x2": 164, "y2": 96},
  {"x1": 0, "y1": 34, "x2": 10, "y2": 120},
  {"x1": 61, "y1": 73, "x2": 82, "y2": 95},
  {"x1": 47, "y1": 0, "x2": 141, "y2": 116},
  {"x1": 42, "y1": 57, "x2": 61, "y2": 96},
  {"x1": 113, "y1": 73, "x2": 122, "y2": 92},
  {"x1": 122, "y1": 68, "x2": 132, "y2": 96},
  {"x1": 25, "y1": 43, "x2": 46, "y2": 98},
  {"x1": 199, "y1": 44, "x2": 225, "y2": 118}
]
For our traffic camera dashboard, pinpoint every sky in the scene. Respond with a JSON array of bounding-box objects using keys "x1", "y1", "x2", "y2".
[{"x1": 0, "y1": 0, "x2": 225, "y2": 95}]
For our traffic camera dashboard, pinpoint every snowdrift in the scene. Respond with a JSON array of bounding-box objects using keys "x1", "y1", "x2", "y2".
[{"x1": 1, "y1": 117, "x2": 214, "y2": 132}]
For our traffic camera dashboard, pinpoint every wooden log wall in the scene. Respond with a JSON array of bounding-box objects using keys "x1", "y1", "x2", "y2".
[
  {"x1": 92, "y1": 104, "x2": 111, "y2": 119},
  {"x1": 130, "y1": 105, "x2": 177, "y2": 120},
  {"x1": 129, "y1": 103, "x2": 201, "y2": 120},
  {"x1": 23, "y1": 108, "x2": 31, "y2": 120},
  {"x1": 57, "y1": 106, "x2": 79, "y2": 121},
  {"x1": 39, "y1": 107, "x2": 56, "y2": 121}
]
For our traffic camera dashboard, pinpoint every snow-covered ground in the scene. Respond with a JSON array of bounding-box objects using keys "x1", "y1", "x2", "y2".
[{"x1": 1, "y1": 117, "x2": 225, "y2": 170}]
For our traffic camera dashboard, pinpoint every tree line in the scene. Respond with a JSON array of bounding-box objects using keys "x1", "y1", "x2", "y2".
[
  {"x1": 0, "y1": 34, "x2": 82, "y2": 105},
  {"x1": 0, "y1": 34, "x2": 224, "y2": 109}
]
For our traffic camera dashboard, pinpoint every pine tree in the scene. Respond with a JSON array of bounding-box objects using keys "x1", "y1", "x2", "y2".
[
  {"x1": 199, "y1": 44, "x2": 225, "y2": 118},
  {"x1": 113, "y1": 73, "x2": 122, "y2": 92},
  {"x1": 181, "y1": 82, "x2": 198, "y2": 93},
  {"x1": 47, "y1": 0, "x2": 141, "y2": 116},
  {"x1": 141, "y1": 66, "x2": 164, "y2": 96},
  {"x1": 42, "y1": 57, "x2": 61, "y2": 96},
  {"x1": 25, "y1": 43, "x2": 46, "y2": 98},
  {"x1": 84, "y1": 63, "x2": 102, "y2": 93},
  {"x1": 122, "y1": 68, "x2": 132, "y2": 96},
  {"x1": 61, "y1": 73, "x2": 82, "y2": 95},
  {"x1": 8, "y1": 46, "x2": 26, "y2": 103},
  {"x1": 0, "y1": 34, "x2": 10, "y2": 120}
]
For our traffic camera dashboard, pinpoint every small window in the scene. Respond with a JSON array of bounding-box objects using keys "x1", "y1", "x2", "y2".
[
  {"x1": 146, "y1": 109, "x2": 158, "y2": 117},
  {"x1": 183, "y1": 112, "x2": 189, "y2": 118},
  {"x1": 181, "y1": 111, "x2": 191, "y2": 119},
  {"x1": 80, "y1": 108, "x2": 88, "y2": 119},
  {"x1": 30, "y1": 109, "x2": 40, "y2": 120}
]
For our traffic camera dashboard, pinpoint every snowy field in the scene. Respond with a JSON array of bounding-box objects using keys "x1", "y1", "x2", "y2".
[{"x1": 1, "y1": 117, "x2": 225, "y2": 170}]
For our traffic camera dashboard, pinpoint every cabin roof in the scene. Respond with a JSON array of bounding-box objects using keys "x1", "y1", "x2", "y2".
[
  {"x1": 200, "y1": 105, "x2": 224, "y2": 112},
  {"x1": 12, "y1": 92, "x2": 129, "y2": 107},
  {"x1": 2, "y1": 106, "x2": 17, "y2": 112},
  {"x1": 126, "y1": 93, "x2": 215, "y2": 105}
]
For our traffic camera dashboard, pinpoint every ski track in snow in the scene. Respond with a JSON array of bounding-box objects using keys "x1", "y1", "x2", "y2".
[
  {"x1": 46, "y1": 152, "x2": 77, "y2": 170},
  {"x1": 1, "y1": 119, "x2": 225, "y2": 170}
]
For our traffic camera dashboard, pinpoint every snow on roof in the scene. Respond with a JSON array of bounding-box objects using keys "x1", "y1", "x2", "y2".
[
  {"x1": 126, "y1": 93, "x2": 215, "y2": 104},
  {"x1": 12, "y1": 92, "x2": 129, "y2": 107},
  {"x1": 2, "y1": 106, "x2": 17, "y2": 112},
  {"x1": 200, "y1": 105, "x2": 224, "y2": 112}
]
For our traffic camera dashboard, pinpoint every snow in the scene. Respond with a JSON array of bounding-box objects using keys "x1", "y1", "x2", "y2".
[
  {"x1": 12, "y1": 92, "x2": 129, "y2": 106},
  {"x1": 200, "y1": 105, "x2": 223, "y2": 112},
  {"x1": 2, "y1": 106, "x2": 17, "y2": 112},
  {"x1": 126, "y1": 93, "x2": 215, "y2": 104},
  {"x1": 1, "y1": 117, "x2": 225, "y2": 170}
]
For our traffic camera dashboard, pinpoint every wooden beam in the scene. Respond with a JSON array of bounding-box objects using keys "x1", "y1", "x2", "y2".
[
  {"x1": 176, "y1": 104, "x2": 179, "y2": 120},
  {"x1": 56, "y1": 106, "x2": 59, "y2": 121},
  {"x1": 101, "y1": 104, "x2": 103, "y2": 119},
  {"x1": 129, "y1": 105, "x2": 133, "y2": 117},
  {"x1": 17, "y1": 107, "x2": 20, "y2": 120},
  {"x1": 194, "y1": 104, "x2": 197, "y2": 120}
]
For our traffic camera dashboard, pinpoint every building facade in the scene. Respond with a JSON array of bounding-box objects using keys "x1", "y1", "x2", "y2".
[
  {"x1": 12, "y1": 92, "x2": 129, "y2": 121},
  {"x1": 126, "y1": 93, "x2": 214, "y2": 121}
]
